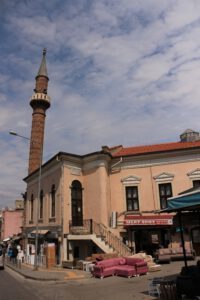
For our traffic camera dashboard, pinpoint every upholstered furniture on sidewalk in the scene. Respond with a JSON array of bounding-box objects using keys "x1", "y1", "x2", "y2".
[
  {"x1": 129, "y1": 252, "x2": 162, "y2": 272},
  {"x1": 92, "y1": 257, "x2": 148, "y2": 279},
  {"x1": 155, "y1": 246, "x2": 196, "y2": 264}
]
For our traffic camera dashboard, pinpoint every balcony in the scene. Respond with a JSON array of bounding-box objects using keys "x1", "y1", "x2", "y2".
[{"x1": 69, "y1": 219, "x2": 92, "y2": 235}]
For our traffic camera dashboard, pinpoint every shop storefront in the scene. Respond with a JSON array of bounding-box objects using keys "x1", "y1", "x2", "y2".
[
  {"x1": 25, "y1": 229, "x2": 61, "y2": 267},
  {"x1": 123, "y1": 215, "x2": 173, "y2": 256}
]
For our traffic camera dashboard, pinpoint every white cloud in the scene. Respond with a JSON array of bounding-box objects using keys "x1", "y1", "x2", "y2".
[{"x1": 1, "y1": 0, "x2": 200, "y2": 207}]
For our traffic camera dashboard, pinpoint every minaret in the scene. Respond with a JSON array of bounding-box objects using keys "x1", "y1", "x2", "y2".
[{"x1": 28, "y1": 48, "x2": 50, "y2": 174}]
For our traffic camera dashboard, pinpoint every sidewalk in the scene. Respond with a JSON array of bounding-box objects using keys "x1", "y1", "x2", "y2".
[{"x1": 5, "y1": 261, "x2": 91, "y2": 282}]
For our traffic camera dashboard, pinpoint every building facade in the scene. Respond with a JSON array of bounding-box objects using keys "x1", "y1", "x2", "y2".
[
  {"x1": 23, "y1": 131, "x2": 200, "y2": 264},
  {"x1": 1, "y1": 207, "x2": 23, "y2": 242},
  {"x1": 23, "y1": 51, "x2": 200, "y2": 266}
]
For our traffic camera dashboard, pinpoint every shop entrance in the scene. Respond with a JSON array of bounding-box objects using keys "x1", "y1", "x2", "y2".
[{"x1": 134, "y1": 229, "x2": 170, "y2": 256}]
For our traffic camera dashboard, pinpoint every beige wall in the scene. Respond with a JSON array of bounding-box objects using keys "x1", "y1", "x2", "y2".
[
  {"x1": 83, "y1": 164, "x2": 110, "y2": 226},
  {"x1": 110, "y1": 155, "x2": 200, "y2": 215},
  {"x1": 25, "y1": 165, "x2": 62, "y2": 228},
  {"x1": 25, "y1": 152, "x2": 200, "y2": 231},
  {"x1": 24, "y1": 149, "x2": 200, "y2": 260}
]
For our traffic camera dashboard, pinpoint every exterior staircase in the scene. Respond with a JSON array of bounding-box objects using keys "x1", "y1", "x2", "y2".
[{"x1": 69, "y1": 219, "x2": 131, "y2": 257}]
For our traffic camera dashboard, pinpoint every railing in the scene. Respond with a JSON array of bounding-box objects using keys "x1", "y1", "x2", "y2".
[
  {"x1": 6, "y1": 254, "x2": 47, "y2": 269},
  {"x1": 69, "y1": 219, "x2": 93, "y2": 235},
  {"x1": 92, "y1": 221, "x2": 131, "y2": 257},
  {"x1": 24, "y1": 254, "x2": 47, "y2": 268},
  {"x1": 69, "y1": 219, "x2": 131, "y2": 257}
]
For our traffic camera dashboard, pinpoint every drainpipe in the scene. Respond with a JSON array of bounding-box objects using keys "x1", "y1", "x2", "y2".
[
  {"x1": 56, "y1": 155, "x2": 65, "y2": 262},
  {"x1": 111, "y1": 157, "x2": 123, "y2": 170}
]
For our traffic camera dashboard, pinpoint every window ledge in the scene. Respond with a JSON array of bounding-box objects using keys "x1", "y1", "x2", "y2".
[
  {"x1": 125, "y1": 211, "x2": 141, "y2": 215},
  {"x1": 49, "y1": 217, "x2": 56, "y2": 223}
]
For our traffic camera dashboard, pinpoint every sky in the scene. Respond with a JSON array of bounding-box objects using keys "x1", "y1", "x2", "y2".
[{"x1": 1, "y1": 0, "x2": 200, "y2": 208}]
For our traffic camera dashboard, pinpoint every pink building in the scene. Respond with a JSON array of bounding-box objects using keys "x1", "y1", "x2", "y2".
[{"x1": 1, "y1": 209, "x2": 23, "y2": 241}]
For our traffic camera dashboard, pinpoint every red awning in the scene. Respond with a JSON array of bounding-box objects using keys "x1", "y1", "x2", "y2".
[{"x1": 124, "y1": 215, "x2": 173, "y2": 226}]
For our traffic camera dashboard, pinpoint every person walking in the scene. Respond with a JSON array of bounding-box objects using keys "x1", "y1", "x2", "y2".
[
  {"x1": 7, "y1": 246, "x2": 13, "y2": 263},
  {"x1": 17, "y1": 247, "x2": 24, "y2": 268},
  {"x1": 12, "y1": 245, "x2": 18, "y2": 265}
]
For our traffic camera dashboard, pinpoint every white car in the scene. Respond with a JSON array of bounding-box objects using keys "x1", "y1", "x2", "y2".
[{"x1": 0, "y1": 248, "x2": 4, "y2": 269}]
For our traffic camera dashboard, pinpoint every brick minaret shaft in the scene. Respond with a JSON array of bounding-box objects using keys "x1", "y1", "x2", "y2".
[{"x1": 28, "y1": 49, "x2": 50, "y2": 174}]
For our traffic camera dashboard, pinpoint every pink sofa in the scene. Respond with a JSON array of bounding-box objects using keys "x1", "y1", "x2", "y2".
[{"x1": 92, "y1": 257, "x2": 148, "y2": 279}]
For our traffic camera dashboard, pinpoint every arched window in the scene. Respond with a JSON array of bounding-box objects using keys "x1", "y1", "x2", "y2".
[
  {"x1": 39, "y1": 190, "x2": 44, "y2": 219},
  {"x1": 50, "y1": 184, "x2": 56, "y2": 218},
  {"x1": 71, "y1": 180, "x2": 83, "y2": 226}
]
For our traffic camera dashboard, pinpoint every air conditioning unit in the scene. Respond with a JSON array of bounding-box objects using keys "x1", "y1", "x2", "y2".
[{"x1": 110, "y1": 211, "x2": 117, "y2": 228}]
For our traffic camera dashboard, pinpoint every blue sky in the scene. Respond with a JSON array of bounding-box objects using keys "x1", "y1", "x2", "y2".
[{"x1": 1, "y1": 0, "x2": 200, "y2": 208}]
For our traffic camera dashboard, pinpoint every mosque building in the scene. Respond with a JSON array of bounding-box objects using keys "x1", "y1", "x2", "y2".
[{"x1": 23, "y1": 50, "x2": 200, "y2": 266}]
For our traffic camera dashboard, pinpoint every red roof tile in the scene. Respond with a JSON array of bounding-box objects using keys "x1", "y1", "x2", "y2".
[{"x1": 112, "y1": 140, "x2": 200, "y2": 157}]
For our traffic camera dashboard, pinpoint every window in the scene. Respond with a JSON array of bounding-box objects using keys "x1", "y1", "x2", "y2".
[
  {"x1": 193, "y1": 180, "x2": 200, "y2": 188},
  {"x1": 159, "y1": 183, "x2": 173, "y2": 209},
  {"x1": 126, "y1": 186, "x2": 139, "y2": 211},
  {"x1": 39, "y1": 190, "x2": 43, "y2": 219},
  {"x1": 30, "y1": 194, "x2": 34, "y2": 221},
  {"x1": 50, "y1": 185, "x2": 56, "y2": 218},
  {"x1": 71, "y1": 180, "x2": 83, "y2": 226}
]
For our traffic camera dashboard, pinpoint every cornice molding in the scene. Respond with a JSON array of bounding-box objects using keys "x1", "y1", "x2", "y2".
[
  {"x1": 187, "y1": 168, "x2": 200, "y2": 179},
  {"x1": 121, "y1": 175, "x2": 141, "y2": 185},
  {"x1": 153, "y1": 172, "x2": 174, "y2": 182}
]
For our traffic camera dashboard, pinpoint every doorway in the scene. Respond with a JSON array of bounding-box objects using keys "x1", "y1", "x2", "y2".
[{"x1": 134, "y1": 229, "x2": 169, "y2": 256}]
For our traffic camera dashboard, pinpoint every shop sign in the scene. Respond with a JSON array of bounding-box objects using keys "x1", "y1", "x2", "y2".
[{"x1": 124, "y1": 217, "x2": 173, "y2": 226}]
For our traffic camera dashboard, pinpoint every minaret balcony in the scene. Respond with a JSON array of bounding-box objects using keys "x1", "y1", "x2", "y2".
[{"x1": 30, "y1": 93, "x2": 50, "y2": 103}]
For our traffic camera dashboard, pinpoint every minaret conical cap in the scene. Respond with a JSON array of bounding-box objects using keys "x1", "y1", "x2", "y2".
[{"x1": 37, "y1": 48, "x2": 48, "y2": 78}]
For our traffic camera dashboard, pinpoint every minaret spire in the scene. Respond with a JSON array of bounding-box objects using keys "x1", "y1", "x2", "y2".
[
  {"x1": 37, "y1": 48, "x2": 48, "y2": 78},
  {"x1": 28, "y1": 49, "x2": 51, "y2": 174}
]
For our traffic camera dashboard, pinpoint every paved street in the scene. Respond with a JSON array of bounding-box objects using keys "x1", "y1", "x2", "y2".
[
  {"x1": 3, "y1": 259, "x2": 199, "y2": 300},
  {"x1": 0, "y1": 269, "x2": 40, "y2": 300}
]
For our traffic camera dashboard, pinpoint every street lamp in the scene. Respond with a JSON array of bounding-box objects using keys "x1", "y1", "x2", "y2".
[{"x1": 9, "y1": 131, "x2": 43, "y2": 271}]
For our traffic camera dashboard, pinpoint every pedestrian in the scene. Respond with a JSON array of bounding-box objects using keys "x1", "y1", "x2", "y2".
[
  {"x1": 17, "y1": 248, "x2": 24, "y2": 268},
  {"x1": 12, "y1": 245, "x2": 18, "y2": 265},
  {"x1": 7, "y1": 246, "x2": 13, "y2": 262}
]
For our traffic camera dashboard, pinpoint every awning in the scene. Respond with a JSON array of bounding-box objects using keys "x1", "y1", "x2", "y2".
[
  {"x1": 31, "y1": 230, "x2": 49, "y2": 235},
  {"x1": 12, "y1": 236, "x2": 21, "y2": 241},
  {"x1": 163, "y1": 190, "x2": 200, "y2": 213},
  {"x1": 124, "y1": 215, "x2": 173, "y2": 226},
  {"x1": 3, "y1": 237, "x2": 10, "y2": 242}
]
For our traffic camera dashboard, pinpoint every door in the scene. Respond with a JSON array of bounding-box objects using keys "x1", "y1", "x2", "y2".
[{"x1": 71, "y1": 180, "x2": 83, "y2": 226}]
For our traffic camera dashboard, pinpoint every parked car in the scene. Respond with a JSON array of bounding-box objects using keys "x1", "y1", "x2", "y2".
[{"x1": 0, "y1": 248, "x2": 4, "y2": 269}]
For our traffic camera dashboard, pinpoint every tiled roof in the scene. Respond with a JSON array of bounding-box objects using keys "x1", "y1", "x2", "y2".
[{"x1": 112, "y1": 140, "x2": 200, "y2": 157}]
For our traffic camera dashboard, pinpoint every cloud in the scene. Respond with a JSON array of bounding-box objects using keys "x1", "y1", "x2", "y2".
[{"x1": 1, "y1": 0, "x2": 200, "y2": 207}]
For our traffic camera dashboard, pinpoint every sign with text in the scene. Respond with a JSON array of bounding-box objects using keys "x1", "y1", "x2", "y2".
[{"x1": 124, "y1": 215, "x2": 173, "y2": 226}]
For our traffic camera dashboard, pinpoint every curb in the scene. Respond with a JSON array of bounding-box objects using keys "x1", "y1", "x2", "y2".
[
  {"x1": 5, "y1": 263, "x2": 90, "y2": 283},
  {"x1": 5, "y1": 263, "x2": 60, "y2": 282}
]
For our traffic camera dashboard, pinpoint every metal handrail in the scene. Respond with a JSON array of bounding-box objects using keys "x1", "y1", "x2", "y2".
[{"x1": 69, "y1": 219, "x2": 131, "y2": 257}]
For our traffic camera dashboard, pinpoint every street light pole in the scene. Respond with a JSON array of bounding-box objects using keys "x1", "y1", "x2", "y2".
[{"x1": 9, "y1": 131, "x2": 43, "y2": 271}]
